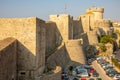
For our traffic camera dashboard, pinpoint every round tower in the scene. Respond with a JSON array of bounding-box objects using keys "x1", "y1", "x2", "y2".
[{"x1": 86, "y1": 7, "x2": 104, "y2": 20}]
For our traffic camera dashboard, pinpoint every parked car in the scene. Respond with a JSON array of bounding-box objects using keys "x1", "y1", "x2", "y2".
[
  {"x1": 96, "y1": 78, "x2": 102, "y2": 80},
  {"x1": 113, "y1": 73, "x2": 120, "y2": 80},
  {"x1": 102, "y1": 64, "x2": 113, "y2": 69},
  {"x1": 87, "y1": 61, "x2": 92, "y2": 65},
  {"x1": 107, "y1": 71, "x2": 115, "y2": 77},
  {"x1": 100, "y1": 62, "x2": 109, "y2": 67},
  {"x1": 90, "y1": 68, "x2": 95, "y2": 73},
  {"x1": 63, "y1": 77, "x2": 70, "y2": 80},
  {"x1": 76, "y1": 69, "x2": 89, "y2": 78},
  {"x1": 80, "y1": 78, "x2": 87, "y2": 80},
  {"x1": 97, "y1": 59, "x2": 106, "y2": 64},
  {"x1": 105, "y1": 68, "x2": 115, "y2": 72},
  {"x1": 83, "y1": 64, "x2": 91, "y2": 69},
  {"x1": 104, "y1": 66, "x2": 113, "y2": 70},
  {"x1": 61, "y1": 71, "x2": 68, "y2": 80},
  {"x1": 106, "y1": 68, "x2": 117, "y2": 73},
  {"x1": 96, "y1": 56, "x2": 106, "y2": 61},
  {"x1": 73, "y1": 77, "x2": 79, "y2": 80},
  {"x1": 92, "y1": 71, "x2": 99, "y2": 77},
  {"x1": 86, "y1": 66, "x2": 92, "y2": 73},
  {"x1": 106, "y1": 70, "x2": 117, "y2": 77},
  {"x1": 89, "y1": 78, "x2": 95, "y2": 80},
  {"x1": 72, "y1": 69, "x2": 77, "y2": 76},
  {"x1": 77, "y1": 72, "x2": 89, "y2": 78}
]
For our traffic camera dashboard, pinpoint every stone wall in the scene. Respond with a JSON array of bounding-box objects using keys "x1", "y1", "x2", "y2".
[
  {"x1": 68, "y1": 15, "x2": 74, "y2": 40},
  {"x1": 79, "y1": 15, "x2": 90, "y2": 32},
  {"x1": 65, "y1": 40, "x2": 86, "y2": 65},
  {"x1": 50, "y1": 14, "x2": 73, "y2": 42},
  {"x1": 86, "y1": 7, "x2": 104, "y2": 20},
  {"x1": 0, "y1": 17, "x2": 36, "y2": 70},
  {"x1": 114, "y1": 27, "x2": 120, "y2": 49},
  {"x1": 47, "y1": 44, "x2": 70, "y2": 68},
  {"x1": 38, "y1": 66, "x2": 61, "y2": 80},
  {"x1": 87, "y1": 31, "x2": 99, "y2": 45},
  {"x1": 95, "y1": 19, "x2": 110, "y2": 33},
  {"x1": 45, "y1": 21, "x2": 61, "y2": 55},
  {"x1": 35, "y1": 18, "x2": 46, "y2": 77},
  {"x1": 47, "y1": 40, "x2": 86, "y2": 68},
  {"x1": 0, "y1": 17, "x2": 46, "y2": 79},
  {"x1": 0, "y1": 37, "x2": 17, "y2": 80},
  {"x1": 73, "y1": 20, "x2": 83, "y2": 39},
  {"x1": 80, "y1": 33, "x2": 89, "y2": 48},
  {"x1": 89, "y1": 14, "x2": 95, "y2": 30}
]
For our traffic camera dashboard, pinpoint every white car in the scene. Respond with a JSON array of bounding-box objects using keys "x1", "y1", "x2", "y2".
[
  {"x1": 96, "y1": 56, "x2": 106, "y2": 60},
  {"x1": 76, "y1": 69, "x2": 89, "y2": 77},
  {"x1": 113, "y1": 73, "x2": 120, "y2": 80},
  {"x1": 103, "y1": 64, "x2": 113, "y2": 69},
  {"x1": 72, "y1": 70, "x2": 77, "y2": 76}
]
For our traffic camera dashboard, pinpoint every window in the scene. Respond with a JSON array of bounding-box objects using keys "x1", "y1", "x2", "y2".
[{"x1": 19, "y1": 71, "x2": 26, "y2": 76}]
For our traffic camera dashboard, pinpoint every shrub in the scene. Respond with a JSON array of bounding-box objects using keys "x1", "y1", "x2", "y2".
[
  {"x1": 100, "y1": 35, "x2": 114, "y2": 44},
  {"x1": 111, "y1": 57, "x2": 120, "y2": 70},
  {"x1": 98, "y1": 43, "x2": 107, "y2": 52}
]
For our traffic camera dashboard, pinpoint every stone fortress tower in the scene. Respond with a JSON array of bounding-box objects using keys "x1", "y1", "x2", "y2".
[
  {"x1": 77, "y1": 7, "x2": 111, "y2": 45},
  {"x1": 86, "y1": 7, "x2": 104, "y2": 20}
]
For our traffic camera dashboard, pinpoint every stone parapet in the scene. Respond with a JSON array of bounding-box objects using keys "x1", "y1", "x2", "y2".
[
  {"x1": 86, "y1": 7, "x2": 104, "y2": 13},
  {"x1": 35, "y1": 66, "x2": 61, "y2": 80}
]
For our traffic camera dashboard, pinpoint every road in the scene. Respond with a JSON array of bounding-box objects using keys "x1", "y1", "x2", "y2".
[{"x1": 92, "y1": 60, "x2": 113, "y2": 80}]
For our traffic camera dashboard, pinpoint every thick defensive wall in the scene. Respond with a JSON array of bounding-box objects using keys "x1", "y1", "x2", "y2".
[{"x1": 0, "y1": 17, "x2": 45, "y2": 79}]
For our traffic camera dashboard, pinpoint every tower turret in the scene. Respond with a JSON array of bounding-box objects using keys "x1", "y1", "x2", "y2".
[{"x1": 86, "y1": 7, "x2": 104, "y2": 20}]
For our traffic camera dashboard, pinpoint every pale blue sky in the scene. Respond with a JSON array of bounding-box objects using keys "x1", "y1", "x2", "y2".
[{"x1": 0, "y1": 0, "x2": 120, "y2": 21}]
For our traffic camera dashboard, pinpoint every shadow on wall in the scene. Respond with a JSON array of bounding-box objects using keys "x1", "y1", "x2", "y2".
[
  {"x1": 45, "y1": 22, "x2": 63, "y2": 58},
  {"x1": 46, "y1": 44, "x2": 83, "y2": 71},
  {"x1": 0, "y1": 37, "x2": 17, "y2": 80},
  {"x1": 73, "y1": 19, "x2": 84, "y2": 39},
  {"x1": 98, "y1": 28, "x2": 106, "y2": 36},
  {"x1": 45, "y1": 44, "x2": 84, "y2": 80},
  {"x1": 39, "y1": 66, "x2": 61, "y2": 80},
  {"x1": 17, "y1": 40, "x2": 35, "y2": 80}
]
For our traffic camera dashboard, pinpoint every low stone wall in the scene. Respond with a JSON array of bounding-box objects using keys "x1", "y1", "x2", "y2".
[
  {"x1": 35, "y1": 66, "x2": 61, "y2": 80},
  {"x1": 0, "y1": 37, "x2": 17, "y2": 80},
  {"x1": 41, "y1": 66, "x2": 61, "y2": 80}
]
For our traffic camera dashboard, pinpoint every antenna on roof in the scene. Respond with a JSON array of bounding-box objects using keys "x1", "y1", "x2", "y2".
[
  {"x1": 64, "y1": 4, "x2": 67, "y2": 14},
  {"x1": 92, "y1": 5, "x2": 95, "y2": 8},
  {"x1": 92, "y1": 2, "x2": 96, "y2": 8},
  {"x1": 65, "y1": 4, "x2": 67, "y2": 10}
]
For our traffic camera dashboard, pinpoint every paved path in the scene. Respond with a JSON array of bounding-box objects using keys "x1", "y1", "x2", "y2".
[{"x1": 92, "y1": 60, "x2": 113, "y2": 80}]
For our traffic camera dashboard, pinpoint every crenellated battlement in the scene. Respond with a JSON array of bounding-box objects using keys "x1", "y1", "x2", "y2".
[
  {"x1": 50, "y1": 14, "x2": 73, "y2": 21},
  {"x1": 86, "y1": 7, "x2": 104, "y2": 13}
]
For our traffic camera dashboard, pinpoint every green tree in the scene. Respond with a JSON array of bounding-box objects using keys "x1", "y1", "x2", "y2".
[
  {"x1": 100, "y1": 35, "x2": 114, "y2": 44},
  {"x1": 86, "y1": 45, "x2": 98, "y2": 57},
  {"x1": 98, "y1": 43, "x2": 107, "y2": 52},
  {"x1": 111, "y1": 57, "x2": 120, "y2": 70}
]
